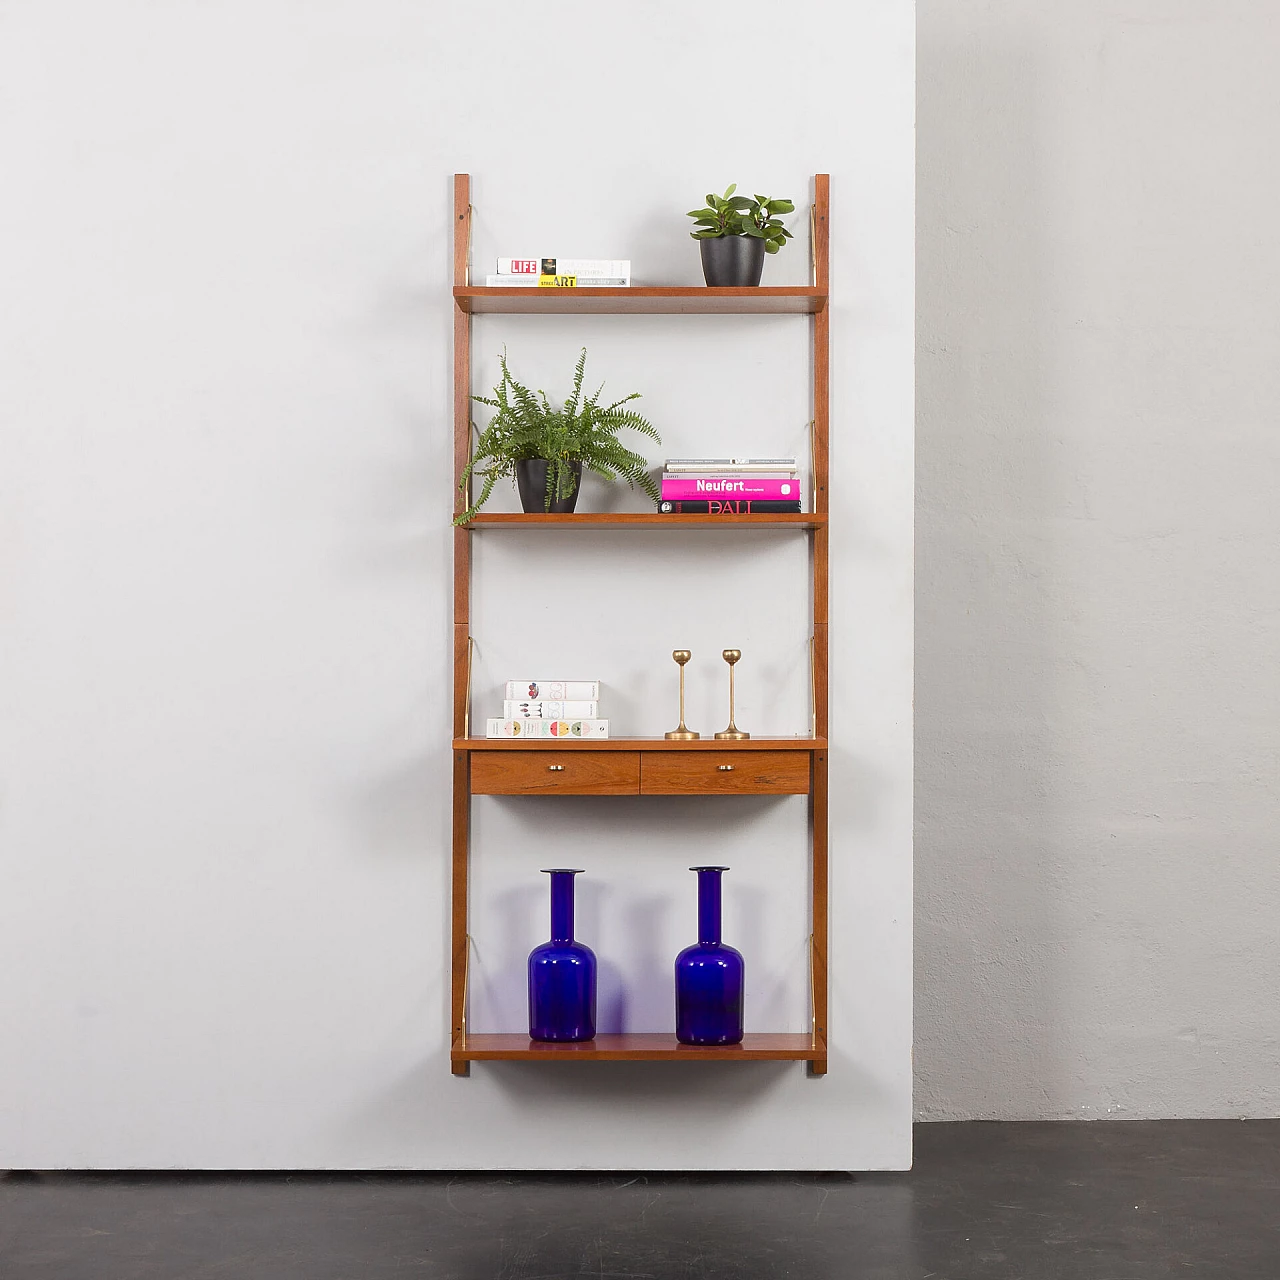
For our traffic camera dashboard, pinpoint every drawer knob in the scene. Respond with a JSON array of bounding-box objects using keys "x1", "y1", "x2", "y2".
[
  {"x1": 548, "y1": 765, "x2": 565, "y2": 772},
  {"x1": 718, "y1": 764, "x2": 734, "y2": 772}
]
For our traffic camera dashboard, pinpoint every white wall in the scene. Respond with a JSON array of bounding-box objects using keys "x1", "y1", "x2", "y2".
[
  {"x1": 0, "y1": 2, "x2": 915, "y2": 1167},
  {"x1": 917, "y1": 1, "x2": 1280, "y2": 1119}
]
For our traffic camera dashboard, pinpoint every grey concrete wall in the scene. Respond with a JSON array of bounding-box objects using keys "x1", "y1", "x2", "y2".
[{"x1": 916, "y1": 1, "x2": 1280, "y2": 1120}]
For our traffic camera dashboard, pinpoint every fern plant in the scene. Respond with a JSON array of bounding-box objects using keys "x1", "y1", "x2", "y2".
[{"x1": 454, "y1": 349, "x2": 661, "y2": 524}]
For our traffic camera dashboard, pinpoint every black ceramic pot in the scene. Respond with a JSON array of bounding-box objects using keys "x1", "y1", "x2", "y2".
[
  {"x1": 700, "y1": 235, "x2": 766, "y2": 287},
  {"x1": 516, "y1": 459, "x2": 582, "y2": 514}
]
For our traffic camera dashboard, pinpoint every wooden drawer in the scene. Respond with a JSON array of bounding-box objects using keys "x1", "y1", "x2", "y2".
[
  {"x1": 470, "y1": 751, "x2": 640, "y2": 795},
  {"x1": 640, "y1": 751, "x2": 811, "y2": 795}
]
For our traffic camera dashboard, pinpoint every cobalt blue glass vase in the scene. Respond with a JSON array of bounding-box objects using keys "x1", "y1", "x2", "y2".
[
  {"x1": 675, "y1": 866, "x2": 745, "y2": 1045},
  {"x1": 528, "y1": 868, "x2": 597, "y2": 1042}
]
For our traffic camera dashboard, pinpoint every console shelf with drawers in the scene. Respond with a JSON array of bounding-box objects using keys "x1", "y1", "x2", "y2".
[{"x1": 450, "y1": 174, "x2": 830, "y2": 1075}]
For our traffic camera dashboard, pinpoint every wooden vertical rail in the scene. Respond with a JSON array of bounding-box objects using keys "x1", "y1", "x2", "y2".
[
  {"x1": 453, "y1": 174, "x2": 472, "y2": 738},
  {"x1": 811, "y1": 174, "x2": 830, "y2": 1075},
  {"x1": 451, "y1": 749, "x2": 471, "y2": 1074},
  {"x1": 810, "y1": 749, "x2": 829, "y2": 1075},
  {"x1": 451, "y1": 174, "x2": 472, "y2": 1074},
  {"x1": 812, "y1": 173, "x2": 830, "y2": 736}
]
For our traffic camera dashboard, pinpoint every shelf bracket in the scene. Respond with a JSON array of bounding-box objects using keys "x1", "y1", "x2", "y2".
[
  {"x1": 807, "y1": 418, "x2": 817, "y2": 511},
  {"x1": 462, "y1": 933, "x2": 472, "y2": 1037},
  {"x1": 809, "y1": 204, "x2": 817, "y2": 287},
  {"x1": 809, "y1": 636, "x2": 816, "y2": 739},
  {"x1": 808, "y1": 930, "x2": 817, "y2": 1044},
  {"x1": 465, "y1": 636, "x2": 475, "y2": 738}
]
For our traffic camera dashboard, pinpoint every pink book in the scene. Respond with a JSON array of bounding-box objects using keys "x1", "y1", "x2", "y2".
[{"x1": 660, "y1": 475, "x2": 802, "y2": 501}]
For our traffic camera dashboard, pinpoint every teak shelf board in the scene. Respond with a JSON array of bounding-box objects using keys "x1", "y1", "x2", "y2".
[
  {"x1": 453, "y1": 1033, "x2": 824, "y2": 1062},
  {"x1": 454, "y1": 737, "x2": 827, "y2": 752},
  {"x1": 455, "y1": 286, "x2": 827, "y2": 315},
  {"x1": 464, "y1": 513, "x2": 826, "y2": 530}
]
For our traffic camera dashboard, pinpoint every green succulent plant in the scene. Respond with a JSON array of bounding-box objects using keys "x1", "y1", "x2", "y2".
[
  {"x1": 455, "y1": 349, "x2": 661, "y2": 524},
  {"x1": 687, "y1": 184, "x2": 796, "y2": 254}
]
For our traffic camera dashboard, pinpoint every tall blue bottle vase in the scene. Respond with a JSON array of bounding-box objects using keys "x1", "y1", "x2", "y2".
[
  {"x1": 675, "y1": 865, "x2": 745, "y2": 1045},
  {"x1": 528, "y1": 868, "x2": 597, "y2": 1042}
]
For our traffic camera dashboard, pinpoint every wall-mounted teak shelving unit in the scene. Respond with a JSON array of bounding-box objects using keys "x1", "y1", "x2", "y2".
[{"x1": 451, "y1": 173, "x2": 830, "y2": 1076}]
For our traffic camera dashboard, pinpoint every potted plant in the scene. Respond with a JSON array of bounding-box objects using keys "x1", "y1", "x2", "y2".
[
  {"x1": 455, "y1": 349, "x2": 661, "y2": 524},
  {"x1": 687, "y1": 185, "x2": 795, "y2": 287}
]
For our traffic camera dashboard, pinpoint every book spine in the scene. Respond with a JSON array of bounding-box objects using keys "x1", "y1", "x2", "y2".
[
  {"x1": 504, "y1": 681, "x2": 601, "y2": 700},
  {"x1": 503, "y1": 700, "x2": 599, "y2": 719},
  {"x1": 494, "y1": 256, "x2": 540, "y2": 273},
  {"x1": 661, "y1": 477, "x2": 802, "y2": 500},
  {"x1": 485, "y1": 718, "x2": 610, "y2": 739},
  {"x1": 664, "y1": 459, "x2": 798, "y2": 472},
  {"x1": 497, "y1": 258, "x2": 631, "y2": 277},
  {"x1": 660, "y1": 500, "x2": 803, "y2": 514},
  {"x1": 666, "y1": 474, "x2": 797, "y2": 483},
  {"x1": 537, "y1": 276, "x2": 631, "y2": 288},
  {"x1": 486, "y1": 275, "x2": 630, "y2": 287}
]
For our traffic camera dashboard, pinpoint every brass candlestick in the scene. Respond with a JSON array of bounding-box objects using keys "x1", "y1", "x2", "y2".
[
  {"x1": 665, "y1": 650, "x2": 700, "y2": 740},
  {"x1": 715, "y1": 649, "x2": 750, "y2": 740}
]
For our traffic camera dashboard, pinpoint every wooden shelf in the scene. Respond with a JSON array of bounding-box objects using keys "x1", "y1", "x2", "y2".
[
  {"x1": 453, "y1": 1033, "x2": 824, "y2": 1062},
  {"x1": 455, "y1": 286, "x2": 827, "y2": 315},
  {"x1": 463, "y1": 512, "x2": 825, "y2": 530},
  {"x1": 449, "y1": 174, "x2": 831, "y2": 1076},
  {"x1": 455, "y1": 737, "x2": 825, "y2": 752}
]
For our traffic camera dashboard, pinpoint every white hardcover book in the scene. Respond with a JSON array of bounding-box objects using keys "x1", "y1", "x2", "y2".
[
  {"x1": 485, "y1": 718, "x2": 609, "y2": 739},
  {"x1": 665, "y1": 458, "x2": 798, "y2": 472},
  {"x1": 497, "y1": 257, "x2": 631, "y2": 278},
  {"x1": 503, "y1": 700, "x2": 599, "y2": 719},
  {"x1": 504, "y1": 680, "x2": 600, "y2": 700},
  {"x1": 485, "y1": 275, "x2": 630, "y2": 287}
]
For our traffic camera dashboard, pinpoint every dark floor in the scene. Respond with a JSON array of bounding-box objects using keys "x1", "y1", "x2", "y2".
[{"x1": 2, "y1": 1121, "x2": 1278, "y2": 1279}]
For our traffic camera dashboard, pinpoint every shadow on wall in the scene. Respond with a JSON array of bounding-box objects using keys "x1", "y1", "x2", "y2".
[{"x1": 915, "y1": 28, "x2": 1065, "y2": 1119}]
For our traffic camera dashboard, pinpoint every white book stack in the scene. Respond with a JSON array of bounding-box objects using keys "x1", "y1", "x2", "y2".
[
  {"x1": 487, "y1": 680, "x2": 608, "y2": 738},
  {"x1": 486, "y1": 258, "x2": 631, "y2": 287}
]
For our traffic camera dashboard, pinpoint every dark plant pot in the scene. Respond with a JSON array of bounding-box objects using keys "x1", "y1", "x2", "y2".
[
  {"x1": 700, "y1": 235, "x2": 766, "y2": 287},
  {"x1": 516, "y1": 459, "x2": 582, "y2": 514}
]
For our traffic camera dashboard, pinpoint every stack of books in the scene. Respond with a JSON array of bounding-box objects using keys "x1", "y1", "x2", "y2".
[
  {"x1": 485, "y1": 258, "x2": 631, "y2": 288},
  {"x1": 486, "y1": 680, "x2": 609, "y2": 738},
  {"x1": 659, "y1": 458, "x2": 803, "y2": 515}
]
